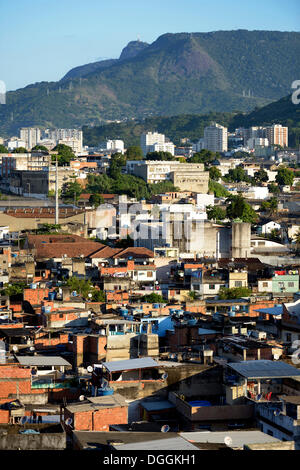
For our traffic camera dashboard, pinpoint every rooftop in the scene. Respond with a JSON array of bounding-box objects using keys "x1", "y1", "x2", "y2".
[
  {"x1": 100, "y1": 357, "x2": 159, "y2": 373},
  {"x1": 16, "y1": 355, "x2": 72, "y2": 367},
  {"x1": 227, "y1": 360, "x2": 300, "y2": 379}
]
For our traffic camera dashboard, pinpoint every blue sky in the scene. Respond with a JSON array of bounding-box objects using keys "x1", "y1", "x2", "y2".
[{"x1": 1, "y1": 0, "x2": 299, "y2": 91}]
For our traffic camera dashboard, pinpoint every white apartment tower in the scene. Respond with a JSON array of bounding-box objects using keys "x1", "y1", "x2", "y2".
[
  {"x1": 203, "y1": 123, "x2": 228, "y2": 153},
  {"x1": 141, "y1": 132, "x2": 175, "y2": 157},
  {"x1": 20, "y1": 127, "x2": 41, "y2": 150}
]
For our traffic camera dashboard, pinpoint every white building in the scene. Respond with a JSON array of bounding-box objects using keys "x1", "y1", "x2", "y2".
[
  {"x1": 247, "y1": 137, "x2": 269, "y2": 149},
  {"x1": 140, "y1": 132, "x2": 175, "y2": 157},
  {"x1": 106, "y1": 140, "x2": 125, "y2": 154},
  {"x1": 260, "y1": 221, "x2": 281, "y2": 235},
  {"x1": 20, "y1": 128, "x2": 41, "y2": 150},
  {"x1": 6, "y1": 138, "x2": 27, "y2": 151},
  {"x1": 203, "y1": 123, "x2": 228, "y2": 153}
]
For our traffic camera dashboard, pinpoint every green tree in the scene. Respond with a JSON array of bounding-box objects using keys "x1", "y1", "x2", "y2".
[
  {"x1": 226, "y1": 195, "x2": 258, "y2": 223},
  {"x1": 141, "y1": 293, "x2": 166, "y2": 303},
  {"x1": 125, "y1": 146, "x2": 143, "y2": 160},
  {"x1": 146, "y1": 151, "x2": 175, "y2": 161},
  {"x1": 206, "y1": 205, "x2": 226, "y2": 221},
  {"x1": 254, "y1": 169, "x2": 268, "y2": 183},
  {"x1": 62, "y1": 180, "x2": 82, "y2": 201},
  {"x1": 208, "y1": 180, "x2": 230, "y2": 198},
  {"x1": 12, "y1": 147, "x2": 28, "y2": 153},
  {"x1": 189, "y1": 149, "x2": 217, "y2": 164},
  {"x1": 218, "y1": 287, "x2": 252, "y2": 300},
  {"x1": 276, "y1": 168, "x2": 294, "y2": 186},
  {"x1": 31, "y1": 145, "x2": 49, "y2": 153},
  {"x1": 52, "y1": 144, "x2": 75, "y2": 166},
  {"x1": 268, "y1": 183, "x2": 280, "y2": 195},
  {"x1": 89, "y1": 193, "x2": 105, "y2": 207},
  {"x1": 209, "y1": 167, "x2": 222, "y2": 181},
  {"x1": 0, "y1": 144, "x2": 8, "y2": 153},
  {"x1": 1, "y1": 282, "x2": 27, "y2": 299}
]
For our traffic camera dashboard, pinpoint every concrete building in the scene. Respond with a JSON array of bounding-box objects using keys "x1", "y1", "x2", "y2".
[
  {"x1": 126, "y1": 160, "x2": 209, "y2": 192},
  {"x1": 203, "y1": 123, "x2": 228, "y2": 153},
  {"x1": 19, "y1": 128, "x2": 41, "y2": 150},
  {"x1": 1, "y1": 153, "x2": 51, "y2": 178},
  {"x1": 140, "y1": 132, "x2": 175, "y2": 157},
  {"x1": 231, "y1": 223, "x2": 251, "y2": 258},
  {"x1": 106, "y1": 140, "x2": 125, "y2": 154},
  {"x1": 265, "y1": 124, "x2": 288, "y2": 148}
]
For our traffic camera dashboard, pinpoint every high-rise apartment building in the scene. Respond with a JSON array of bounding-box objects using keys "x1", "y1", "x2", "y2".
[
  {"x1": 141, "y1": 132, "x2": 175, "y2": 156},
  {"x1": 203, "y1": 123, "x2": 228, "y2": 153},
  {"x1": 264, "y1": 124, "x2": 288, "y2": 148},
  {"x1": 20, "y1": 128, "x2": 41, "y2": 150}
]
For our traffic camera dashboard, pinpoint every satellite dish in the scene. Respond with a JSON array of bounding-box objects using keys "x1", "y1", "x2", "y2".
[
  {"x1": 31, "y1": 369, "x2": 37, "y2": 376},
  {"x1": 161, "y1": 425, "x2": 170, "y2": 433},
  {"x1": 256, "y1": 394, "x2": 262, "y2": 401},
  {"x1": 161, "y1": 372, "x2": 168, "y2": 380},
  {"x1": 12, "y1": 346, "x2": 18, "y2": 352},
  {"x1": 29, "y1": 347, "x2": 35, "y2": 352},
  {"x1": 20, "y1": 416, "x2": 27, "y2": 425},
  {"x1": 79, "y1": 395, "x2": 85, "y2": 402},
  {"x1": 224, "y1": 436, "x2": 233, "y2": 447},
  {"x1": 87, "y1": 366, "x2": 93, "y2": 373},
  {"x1": 65, "y1": 418, "x2": 73, "y2": 426},
  {"x1": 88, "y1": 293, "x2": 93, "y2": 298},
  {"x1": 274, "y1": 409, "x2": 281, "y2": 417}
]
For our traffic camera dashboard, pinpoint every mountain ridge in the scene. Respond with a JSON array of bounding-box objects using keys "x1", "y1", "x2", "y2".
[{"x1": 1, "y1": 30, "x2": 300, "y2": 136}]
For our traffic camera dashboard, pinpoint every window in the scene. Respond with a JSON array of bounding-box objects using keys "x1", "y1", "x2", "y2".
[
  {"x1": 288, "y1": 282, "x2": 294, "y2": 288},
  {"x1": 147, "y1": 272, "x2": 153, "y2": 278},
  {"x1": 209, "y1": 284, "x2": 215, "y2": 290},
  {"x1": 235, "y1": 281, "x2": 243, "y2": 288},
  {"x1": 286, "y1": 333, "x2": 292, "y2": 342},
  {"x1": 263, "y1": 282, "x2": 269, "y2": 288}
]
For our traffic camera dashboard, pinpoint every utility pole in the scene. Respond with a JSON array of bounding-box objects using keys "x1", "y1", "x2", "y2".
[{"x1": 55, "y1": 156, "x2": 59, "y2": 225}]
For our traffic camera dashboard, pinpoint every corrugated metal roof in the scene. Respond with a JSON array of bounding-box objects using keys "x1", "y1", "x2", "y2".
[
  {"x1": 16, "y1": 355, "x2": 71, "y2": 367},
  {"x1": 101, "y1": 357, "x2": 159, "y2": 373},
  {"x1": 254, "y1": 306, "x2": 283, "y2": 316},
  {"x1": 227, "y1": 360, "x2": 300, "y2": 379}
]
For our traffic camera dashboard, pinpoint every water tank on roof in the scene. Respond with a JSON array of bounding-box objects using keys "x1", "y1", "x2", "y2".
[
  {"x1": 153, "y1": 304, "x2": 159, "y2": 309},
  {"x1": 30, "y1": 283, "x2": 37, "y2": 290}
]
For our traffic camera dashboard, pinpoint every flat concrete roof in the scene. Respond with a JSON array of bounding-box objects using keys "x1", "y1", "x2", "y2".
[
  {"x1": 16, "y1": 355, "x2": 72, "y2": 367},
  {"x1": 101, "y1": 357, "x2": 159, "y2": 373},
  {"x1": 180, "y1": 430, "x2": 280, "y2": 448},
  {"x1": 65, "y1": 394, "x2": 127, "y2": 413},
  {"x1": 73, "y1": 431, "x2": 199, "y2": 451}
]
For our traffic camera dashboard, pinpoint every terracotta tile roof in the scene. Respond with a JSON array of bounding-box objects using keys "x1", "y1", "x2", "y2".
[
  {"x1": 89, "y1": 246, "x2": 122, "y2": 259},
  {"x1": 27, "y1": 234, "x2": 105, "y2": 259},
  {"x1": 112, "y1": 247, "x2": 154, "y2": 259}
]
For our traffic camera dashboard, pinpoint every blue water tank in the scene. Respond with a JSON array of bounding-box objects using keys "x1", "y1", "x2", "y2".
[
  {"x1": 42, "y1": 306, "x2": 52, "y2": 313},
  {"x1": 48, "y1": 292, "x2": 56, "y2": 300},
  {"x1": 153, "y1": 304, "x2": 159, "y2": 309},
  {"x1": 30, "y1": 283, "x2": 37, "y2": 290}
]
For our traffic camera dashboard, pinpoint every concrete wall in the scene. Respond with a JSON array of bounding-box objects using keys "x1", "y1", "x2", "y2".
[{"x1": 0, "y1": 430, "x2": 66, "y2": 450}]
